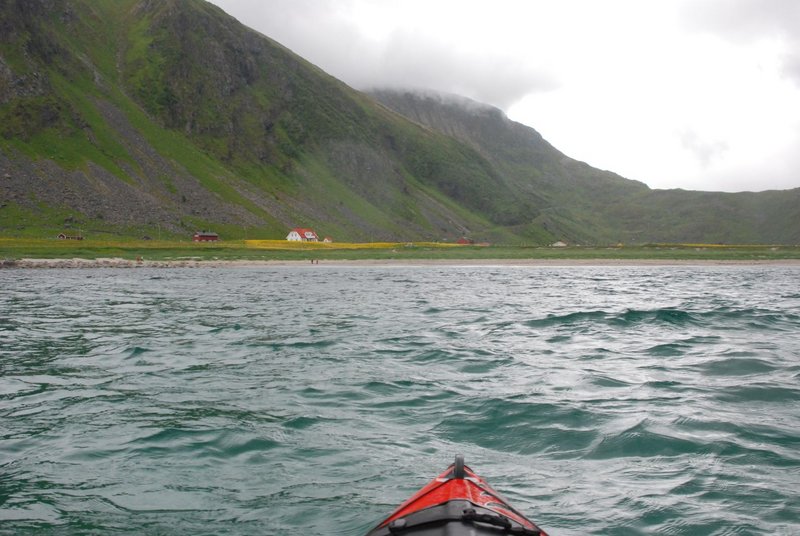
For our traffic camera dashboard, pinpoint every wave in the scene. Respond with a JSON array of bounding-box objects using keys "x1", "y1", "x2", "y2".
[
  {"x1": 694, "y1": 357, "x2": 777, "y2": 376},
  {"x1": 124, "y1": 346, "x2": 150, "y2": 358},
  {"x1": 525, "y1": 310, "x2": 610, "y2": 328},
  {"x1": 585, "y1": 421, "x2": 700, "y2": 459},
  {"x1": 714, "y1": 384, "x2": 800, "y2": 403},
  {"x1": 437, "y1": 398, "x2": 601, "y2": 455},
  {"x1": 524, "y1": 308, "x2": 701, "y2": 329},
  {"x1": 126, "y1": 428, "x2": 279, "y2": 460},
  {"x1": 523, "y1": 307, "x2": 800, "y2": 331}
]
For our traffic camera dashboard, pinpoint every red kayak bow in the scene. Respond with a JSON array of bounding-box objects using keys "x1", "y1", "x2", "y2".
[{"x1": 366, "y1": 455, "x2": 548, "y2": 536}]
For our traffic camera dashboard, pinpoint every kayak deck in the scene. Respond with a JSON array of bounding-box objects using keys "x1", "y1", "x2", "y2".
[{"x1": 366, "y1": 455, "x2": 547, "y2": 536}]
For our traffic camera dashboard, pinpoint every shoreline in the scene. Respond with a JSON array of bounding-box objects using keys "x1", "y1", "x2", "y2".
[{"x1": 4, "y1": 257, "x2": 800, "y2": 269}]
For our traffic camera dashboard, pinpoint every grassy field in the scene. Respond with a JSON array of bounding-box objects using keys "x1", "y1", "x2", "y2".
[{"x1": 2, "y1": 238, "x2": 799, "y2": 263}]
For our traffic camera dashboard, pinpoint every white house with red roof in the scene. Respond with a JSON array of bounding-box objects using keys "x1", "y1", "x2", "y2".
[{"x1": 286, "y1": 228, "x2": 319, "y2": 242}]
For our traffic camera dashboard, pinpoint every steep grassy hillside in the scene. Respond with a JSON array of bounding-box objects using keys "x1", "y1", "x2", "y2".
[{"x1": 1, "y1": 0, "x2": 797, "y2": 244}]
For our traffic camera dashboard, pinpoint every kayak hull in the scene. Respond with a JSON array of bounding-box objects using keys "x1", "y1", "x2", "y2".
[{"x1": 366, "y1": 456, "x2": 547, "y2": 536}]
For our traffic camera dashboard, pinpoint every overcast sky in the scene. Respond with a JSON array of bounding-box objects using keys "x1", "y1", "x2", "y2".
[{"x1": 208, "y1": 0, "x2": 800, "y2": 192}]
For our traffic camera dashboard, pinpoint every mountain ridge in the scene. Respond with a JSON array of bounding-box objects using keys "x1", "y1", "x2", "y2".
[{"x1": 369, "y1": 88, "x2": 800, "y2": 244}]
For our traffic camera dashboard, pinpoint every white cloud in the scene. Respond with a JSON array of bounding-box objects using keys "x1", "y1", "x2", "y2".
[
  {"x1": 210, "y1": 0, "x2": 558, "y2": 108},
  {"x1": 208, "y1": 0, "x2": 800, "y2": 192},
  {"x1": 678, "y1": 129, "x2": 730, "y2": 168}
]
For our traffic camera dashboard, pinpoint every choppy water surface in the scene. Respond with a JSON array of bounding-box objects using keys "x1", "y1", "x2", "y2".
[{"x1": 1, "y1": 265, "x2": 799, "y2": 535}]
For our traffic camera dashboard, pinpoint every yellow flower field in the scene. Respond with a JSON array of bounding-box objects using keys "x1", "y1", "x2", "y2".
[{"x1": 244, "y1": 240, "x2": 461, "y2": 250}]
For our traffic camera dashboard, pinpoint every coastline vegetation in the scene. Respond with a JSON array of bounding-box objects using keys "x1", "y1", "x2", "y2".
[{"x1": 1, "y1": 237, "x2": 799, "y2": 263}]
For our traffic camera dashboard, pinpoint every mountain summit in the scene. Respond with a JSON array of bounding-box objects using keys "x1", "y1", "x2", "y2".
[{"x1": 1, "y1": 0, "x2": 798, "y2": 243}]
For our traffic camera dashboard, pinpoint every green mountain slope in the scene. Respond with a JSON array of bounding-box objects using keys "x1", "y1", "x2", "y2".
[
  {"x1": 1, "y1": 0, "x2": 797, "y2": 244},
  {"x1": 369, "y1": 90, "x2": 800, "y2": 244},
  {"x1": 0, "y1": 0, "x2": 519, "y2": 242}
]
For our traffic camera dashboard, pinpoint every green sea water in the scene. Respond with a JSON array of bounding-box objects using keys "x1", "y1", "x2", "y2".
[{"x1": 1, "y1": 265, "x2": 799, "y2": 535}]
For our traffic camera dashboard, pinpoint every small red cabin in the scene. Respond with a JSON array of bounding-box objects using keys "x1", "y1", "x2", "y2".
[{"x1": 193, "y1": 231, "x2": 219, "y2": 242}]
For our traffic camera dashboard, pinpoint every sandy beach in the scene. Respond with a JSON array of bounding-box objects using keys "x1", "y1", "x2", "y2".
[{"x1": 4, "y1": 257, "x2": 800, "y2": 269}]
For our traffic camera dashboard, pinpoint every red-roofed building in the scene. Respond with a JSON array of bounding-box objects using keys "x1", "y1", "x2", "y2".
[
  {"x1": 193, "y1": 231, "x2": 219, "y2": 242},
  {"x1": 286, "y1": 228, "x2": 319, "y2": 242}
]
